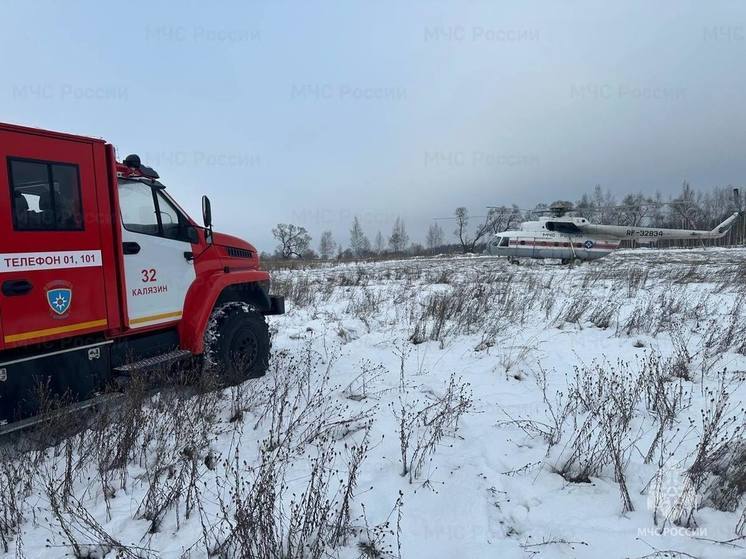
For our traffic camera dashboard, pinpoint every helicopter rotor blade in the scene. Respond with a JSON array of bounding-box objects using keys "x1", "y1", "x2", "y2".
[
  {"x1": 477, "y1": 192, "x2": 746, "y2": 221},
  {"x1": 433, "y1": 215, "x2": 490, "y2": 220}
]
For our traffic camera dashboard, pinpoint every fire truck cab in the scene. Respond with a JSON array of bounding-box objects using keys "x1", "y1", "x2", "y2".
[{"x1": 0, "y1": 122, "x2": 284, "y2": 427}]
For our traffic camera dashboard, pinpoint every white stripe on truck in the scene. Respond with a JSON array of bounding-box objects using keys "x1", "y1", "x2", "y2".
[{"x1": 0, "y1": 250, "x2": 103, "y2": 273}]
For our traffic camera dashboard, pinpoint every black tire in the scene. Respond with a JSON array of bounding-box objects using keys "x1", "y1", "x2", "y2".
[{"x1": 204, "y1": 303, "x2": 271, "y2": 384}]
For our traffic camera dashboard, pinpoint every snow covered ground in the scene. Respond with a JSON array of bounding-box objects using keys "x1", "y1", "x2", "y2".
[{"x1": 2, "y1": 248, "x2": 746, "y2": 558}]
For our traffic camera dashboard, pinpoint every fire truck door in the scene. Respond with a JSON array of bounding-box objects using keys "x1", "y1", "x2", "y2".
[
  {"x1": 0, "y1": 136, "x2": 108, "y2": 349},
  {"x1": 117, "y1": 180, "x2": 196, "y2": 329}
]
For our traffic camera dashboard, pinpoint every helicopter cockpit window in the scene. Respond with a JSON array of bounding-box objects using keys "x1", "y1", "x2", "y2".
[{"x1": 499, "y1": 237, "x2": 509, "y2": 247}]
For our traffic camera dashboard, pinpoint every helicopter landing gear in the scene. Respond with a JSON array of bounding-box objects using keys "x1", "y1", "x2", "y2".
[{"x1": 508, "y1": 257, "x2": 520, "y2": 265}]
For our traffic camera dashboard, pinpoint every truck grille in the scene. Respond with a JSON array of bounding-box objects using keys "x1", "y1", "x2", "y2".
[{"x1": 226, "y1": 246, "x2": 253, "y2": 259}]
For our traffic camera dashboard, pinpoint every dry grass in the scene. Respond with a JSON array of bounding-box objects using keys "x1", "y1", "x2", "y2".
[{"x1": 3, "y1": 249, "x2": 746, "y2": 553}]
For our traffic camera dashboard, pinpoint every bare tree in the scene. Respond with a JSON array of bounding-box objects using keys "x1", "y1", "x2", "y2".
[
  {"x1": 426, "y1": 222, "x2": 444, "y2": 251},
  {"x1": 485, "y1": 206, "x2": 522, "y2": 234},
  {"x1": 374, "y1": 231, "x2": 385, "y2": 254},
  {"x1": 592, "y1": 185, "x2": 617, "y2": 224},
  {"x1": 453, "y1": 207, "x2": 496, "y2": 254},
  {"x1": 272, "y1": 223, "x2": 311, "y2": 259},
  {"x1": 648, "y1": 191, "x2": 665, "y2": 227},
  {"x1": 453, "y1": 207, "x2": 470, "y2": 253},
  {"x1": 670, "y1": 180, "x2": 704, "y2": 229},
  {"x1": 617, "y1": 193, "x2": 652, "y2": 226},
  {"x1": 575, "y1": 193, "x2": 595, "y2": 218},
  {"x1": 389, "y1": 217, "x2": 409, "y2": 253},
  {"x1": 319, "y1": 231, "x2": 336, "y2": 260},
  {"x1": 350, "y1": 217, "x2": 371, "y2": 257}
]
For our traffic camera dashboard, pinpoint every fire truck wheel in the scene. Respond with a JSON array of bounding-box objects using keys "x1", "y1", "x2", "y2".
[{"x1": 205, "y1": 303, "x2": 270, "y2": 384}]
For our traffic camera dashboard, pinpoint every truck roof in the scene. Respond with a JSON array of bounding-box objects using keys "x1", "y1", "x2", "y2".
[
  {"x1": 0, "y1": 121, "x2": 106, "y2": 145},
  {"x1": 0, "y1": 122, "x2": 160, "y2": 180}
]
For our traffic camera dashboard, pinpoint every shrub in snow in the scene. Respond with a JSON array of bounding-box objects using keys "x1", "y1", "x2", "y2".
[
  {"x1": 702, "y1": 440, "x2": 746, "y2": 512},
  {"x1": 547, "y1": 360, "x2": 644, "y2": 512},
  {"x1": 394, "y1": 371, "x2": 473, "y2": 483},
  {"x1": 670, "y1": 373, "x2": 743, "y2": 528}
]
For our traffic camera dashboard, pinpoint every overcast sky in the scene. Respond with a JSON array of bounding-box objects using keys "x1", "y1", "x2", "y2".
[{"x1": 3, "y1": 1, "x2": 746, "y2": 252}]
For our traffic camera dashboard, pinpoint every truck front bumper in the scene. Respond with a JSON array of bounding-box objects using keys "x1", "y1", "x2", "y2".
[{"x1": 265, "y1": 295, "x2": 285, "y2": 315}]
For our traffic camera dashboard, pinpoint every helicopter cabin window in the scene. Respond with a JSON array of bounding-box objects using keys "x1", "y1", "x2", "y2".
[
  {"x1": 8, "y1": 158, "x2": 84, "y2": 231},
  {"x1": 563, "y1": 242, "x2": 569, "y2": 247},
  {"x1": 519, "y1": 240, "x2": 526, "y2": 245}
]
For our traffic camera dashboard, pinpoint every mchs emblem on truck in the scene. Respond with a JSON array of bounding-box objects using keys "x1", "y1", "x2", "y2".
[
  {"x1": 0, "y1": 122, "x2": 285, "y2": 431},
  {"x1": 46, "y1": 285, "x2": 72, "y2": 316}
]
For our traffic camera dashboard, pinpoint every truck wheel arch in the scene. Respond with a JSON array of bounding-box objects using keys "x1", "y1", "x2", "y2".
[
  {"x1": 214, "y1": 282, "x2": 271, "y2": 311},
  {"x1": 179, "y1": 270, "x2": 271, "y2": 354}
]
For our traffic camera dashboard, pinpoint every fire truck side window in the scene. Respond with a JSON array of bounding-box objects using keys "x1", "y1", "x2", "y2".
[
  {"x1": 155, "y1": 190, "x2": 188, "y2": 241},
  {"x1": 8, "y1": 158, "x2": 84, "y2": 231},
  {"x1": 119, "y1": 180, "x2": 191, "y2": 241},
  {"x1": 119, "y1": 181, "x2": 160, "y2": 235}
]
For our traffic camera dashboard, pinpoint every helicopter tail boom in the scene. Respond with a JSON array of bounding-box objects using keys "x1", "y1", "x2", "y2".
[{"x1": 577, "y1": 212, "x2": 739, "y2": 241}]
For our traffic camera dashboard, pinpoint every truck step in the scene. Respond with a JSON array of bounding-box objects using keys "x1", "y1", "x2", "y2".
[{"x1": 114, "y1": 349, "x2": 193, "y2": 374}]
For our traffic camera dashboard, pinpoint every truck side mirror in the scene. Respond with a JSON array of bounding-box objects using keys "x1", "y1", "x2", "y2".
[{"x1": 202, "y1": 195, "x2": 212, "y2": 229}]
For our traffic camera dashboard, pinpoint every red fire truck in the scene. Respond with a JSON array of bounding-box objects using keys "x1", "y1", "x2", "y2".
[{"x1": 0, "y1": 122, "x2": 284, "y2": 428}]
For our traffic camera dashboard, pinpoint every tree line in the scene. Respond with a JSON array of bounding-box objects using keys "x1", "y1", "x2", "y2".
[
  {"x1": 266, "y1": 181, "x2": 744, "y2": 260},
  {"x1": 269, "y1": 216, "x2": 415, "y2": 260}
]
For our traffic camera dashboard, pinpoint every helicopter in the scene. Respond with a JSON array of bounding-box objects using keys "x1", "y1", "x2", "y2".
[{"x1": 485, "y1": 195, "x2": 741, "y2": 264}]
